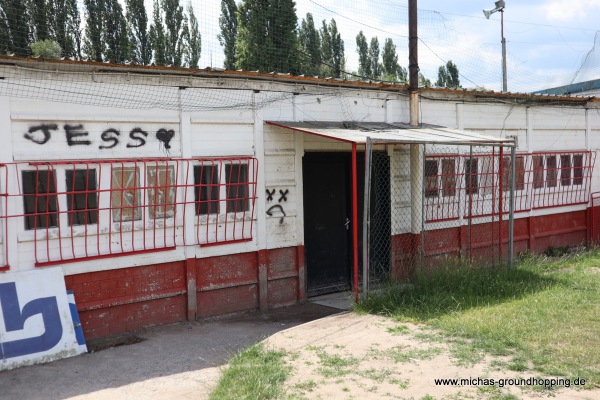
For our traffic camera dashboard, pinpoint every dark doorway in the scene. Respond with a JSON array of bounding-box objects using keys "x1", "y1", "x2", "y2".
[
  {"x1": 303, "y1": 151, "x2": 391, "y2": 297},
  {"x1": 303, "y1": 153, "x2": 351, "y2": 296}
]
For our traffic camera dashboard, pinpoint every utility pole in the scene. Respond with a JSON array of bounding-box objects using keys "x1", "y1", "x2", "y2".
[{"x1": 409, "y1": 0, "x2": 419, "y2": 126}]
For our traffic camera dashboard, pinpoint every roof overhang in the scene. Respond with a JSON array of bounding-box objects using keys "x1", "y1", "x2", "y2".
[{"x1": 266, "y1": 121, "x2": 515, "y2": 147}]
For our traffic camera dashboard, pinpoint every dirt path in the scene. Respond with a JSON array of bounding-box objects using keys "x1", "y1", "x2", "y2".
[{"x1": 265, "y1": 312, "x2": 600, "y2": 400}]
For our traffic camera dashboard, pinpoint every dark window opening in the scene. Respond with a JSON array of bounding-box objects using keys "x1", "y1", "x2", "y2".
[
  {"x1": 573, "y1": 154, "x2": 584, "y2": 185},
  {"x1": 546, "y1": 155, "x2": 557, "y2": 188},
  {"x1": 560, "y1": 155, "x2": 572, "y2": 186},
  {"x1": 226, "y1": 163, "x2": 249, "y2": 213},
  {"x1": 194, "y1": 165, "x2": 219, "y2": 215},
  {"x1": 424, "y1": 160, "x2": 439, "y2": 198},
  {"x1": 23, "y1": 170, "x2": 59, "y2": 230},
  {"x1": 66, "y1": 169, "x2": 98, "y2": 226},
  {"x1": 465, "y1": 158, "x2": 478, "y2": 195}
]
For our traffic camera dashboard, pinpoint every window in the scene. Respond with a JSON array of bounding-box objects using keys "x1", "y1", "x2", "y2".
[
  {"x1": 65, "y1": 169, "x2": 98, "y2": 226},
  {"x1": 441, "y1": 159, "x2": 456, "y2": 197},
  {"x1": 501, "y1": 156, "x2": 525, "y2": 191},
  {"x1": 424, "y1": 160, "x2": 438, "y2": 198},
  {"x1": 465, "y1": 158, "x2": 478, "y2": 195},
  {"x1": 546, "y1": 155, "x2": 557, "y2": 188},
  {"x1": 533, "y1": 155, "x2": 544, "y2": 189},
  {"x1": 22, "y1": 170, "x2": 59, "y2": 230},
  {"x1": 573, "y1": 154, "x2": 584, "y2": 185},
  {"x1": 147, "y1": 165, "x2": 175, "y2": 219},
  {"x1": 194, "y1": 164, "x2": 220, "y2": 215},
  {"x1": 226, "y1": 163, "x2": 249, "y2": 213},
  {"x1": 560, "y1": 155, "x2": 572, "y2": 186},
  {"x1": 111, "y1": 167, "x2": 141, "y2": 222}
]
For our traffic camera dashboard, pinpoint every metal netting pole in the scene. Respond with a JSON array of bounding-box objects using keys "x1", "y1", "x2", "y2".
[
  {"x1": 420, "y1": 144, "x2": 426, "y2": 266},
  {"x1": 362, "y1": 138, "x2": 373, "y2": 300},
  {"x1": 508, "y1": 144, "x2": 516, "y2": 267}
]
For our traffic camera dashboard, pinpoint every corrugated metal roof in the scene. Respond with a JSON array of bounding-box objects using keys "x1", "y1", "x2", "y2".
[{"x1": 266, "y1": 121, "x2": 515, "y2": 147}]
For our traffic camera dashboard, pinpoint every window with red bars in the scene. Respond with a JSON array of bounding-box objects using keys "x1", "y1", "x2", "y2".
[{"x1": 192, "y1": 157, "x2": 258, "y2": 246}]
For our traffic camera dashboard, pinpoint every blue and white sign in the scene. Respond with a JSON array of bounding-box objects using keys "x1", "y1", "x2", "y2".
[{"x1": 0, "y1": 268, "x2": 85, "y2": 370}]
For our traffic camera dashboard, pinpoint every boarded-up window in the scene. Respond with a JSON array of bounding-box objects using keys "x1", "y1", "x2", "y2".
[
  {"x1": 147, "y1": 165, "x2": 175, "y2": 219},
  {"x1": 501, "y1": 156, "x2": 525, "y2": 191},
  {"x1": 22, "y1": 170, "x2": 59, "y2": 230},
  {"x1": 66, "y1": 169, "x2": 98, "y2": 226},
  {"x1": 226, "y1": 163, "x2": 249, "y2": 213},
  {"x1": 465, "y1": 158, "x2": 479, "y2": 195},
  {"x1": 573, "y1": 154, "x2": 584, "y2": 185},
  {"x1": 441, "y1": 159, "x2": 456, "y2": 197},
  {"x1": 424, "y1": 160, "x2": 439, "y2": 198},
  {"x1": 111, "y1": 167, "x2": 141, "y2": 222},
  {"x1": 560, "y1": 154, "x2": 572, "y2": 186},
  {"x1": 546, "y1": 155, "x2": 557, "y2": 188},
  {"x1": 194, "y1": 164, "x2": 219, "y2": 215},
  {"x1": 533, "y1": 155, "x2": 544, "y2": 189}
]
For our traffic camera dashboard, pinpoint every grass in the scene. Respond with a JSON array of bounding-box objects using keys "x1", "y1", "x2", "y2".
[
  {"x1": 209, "y1": 343, "x2": 290, "y2": 400},
  {"x1": 356, "y1": 248, "x2": 600, "y2": 386}
]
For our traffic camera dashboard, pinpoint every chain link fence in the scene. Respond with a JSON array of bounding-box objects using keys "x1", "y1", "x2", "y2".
[{"x1": 364, "y1": 143, "x2": 515, "y2": 290}]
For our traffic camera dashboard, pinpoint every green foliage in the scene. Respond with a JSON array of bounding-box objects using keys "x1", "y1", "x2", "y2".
[
  {"x1": 382, "y1": 38, "x2": 406, "y2": 83},
  {"x1": 356, "y1": 30, "x2": 370, "y2": 78},
  {"x1": 218, "y1": 0, "x2": 237, "y2": 70},
  {"x1": 126, "y1": 0, "x2": 151, "y2": 65},
  {"x1": 436, "y1": 60, "x2": 461, "y2": 88},
  {"x1": 163, "y1": 0, "x2": 185, "y2": 66},
  {"x1": 149, "y1": 0, "x2": 166, "y2": 66},
  {"x1": 104, "y1": 0, "x2": 129, "y2": 63},
  {"x1": 0, "y1": 0, "x2": 32, "y2": 56},
  {"x1": 319, "y1": 18, "x2": 344, "y2": 78},
  {"x1": 209, "y1": 343, "x2": 290, "y2": 400},
  {"x1": 236, "y1": 0, "x2": 300, "y2": 74},
  {"x1": 369, "y1": 36, "x2": 381, "y2": 79},
  {"x1": 83, "y1": 0, "x2": 104, "y2": 61},
  {"x1": 298, "y1": 13, "x2": 321, "y2": 76},
  {"x1": 30, "y1": 39, "x2": 62, "y2": 58},
  {"x1": 419, "y1": 72, "x2": 432, "y2": 88},
  {"x1": 185, "y1": 3, "x2": 201, "y2": 69}
]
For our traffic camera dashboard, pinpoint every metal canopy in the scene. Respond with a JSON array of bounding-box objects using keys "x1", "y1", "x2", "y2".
[{"x1": 266, "y1": 121, "x2": 515, "y2": 147}]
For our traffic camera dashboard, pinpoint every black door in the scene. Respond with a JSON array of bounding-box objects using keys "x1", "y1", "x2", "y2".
[{"x1": 303, "y1": 153, "x2": 351, "y2": 296}]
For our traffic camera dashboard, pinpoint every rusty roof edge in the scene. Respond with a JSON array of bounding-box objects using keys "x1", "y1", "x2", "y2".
[{"x1": 0, "y1": 56, "x2": 598, "y2": 105}]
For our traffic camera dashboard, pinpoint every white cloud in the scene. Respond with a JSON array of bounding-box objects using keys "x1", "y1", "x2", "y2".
[{"x1": 545, "y1": 0, "x2": 600, "y2": 21}]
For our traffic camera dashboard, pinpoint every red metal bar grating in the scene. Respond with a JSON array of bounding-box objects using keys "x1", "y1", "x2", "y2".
[{"x1": 0, "y1": 157, "x2": 258, "y2": 267}]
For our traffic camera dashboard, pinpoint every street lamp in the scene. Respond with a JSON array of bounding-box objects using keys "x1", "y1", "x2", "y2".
[{"x1": 483, "y1": 0, "x2": 507, "y2": 93}]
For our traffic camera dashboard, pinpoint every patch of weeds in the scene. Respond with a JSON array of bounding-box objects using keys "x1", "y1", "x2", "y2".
[
  {"x1": 506, "y1": 356, "x2": 528, "y2": 372},
  {"x1": 389, "y1": 378, "x2": 410, "y2": 389},
  {"x1": 293, "y1": 379, "x2": 317, "y2": 392},
  {"x1": 476, "y1": 385, "x2": 518, "y2": 400},
  {"x1": 387, "y1": 324, "x2": 410, "y2": 335},
  {"x1": 315, "y1": 350, "x2": 360, "y2": 378},
  {"x1": 342, "y1": 387, "x2": 350, "y2": 392},
  {"x1": 358, "y1": 367, "x2": 394, "y2": 383},
  {"x1": 209, "y1": 343, "x2": 289, "y2": 400},
  {"x1": 388, "y1": 345, "x2": 443, "y2": 363},
  {"x1": 306, "y1": 345, "x2": 324, "y2": 351},
  {"x1": 334, "y1": 344, "x2": 346, "y2": 349},
  {"x1": 367, "y1": 346, "x2": 384, "y2": 359},
  {"x1": 420, "y1": 395, "x2": 436, "y2": 400},
  {"x1": 450, "y1": 340, "x2": 485, "y2": 366},
  {"x1": 441, "y1": 392, "x2": 475, "y2": 399},
  {"x1": 286, "y1": 352, "x2": 300, "y2": 362},
  {"x1": 286, "y1": 394, "x2": 309, "y2": 400}
]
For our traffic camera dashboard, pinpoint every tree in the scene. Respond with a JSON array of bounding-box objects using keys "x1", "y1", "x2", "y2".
[
  {"x1": 83, "y1": 0, "x2": 104, "y2": 61},
  {"x1": 419, "y1": 72, "x2": 432, "y2": 88},
  {"x1": 356, "y1": 30, "x2": 370, "y2": 78},
  {"x1": 126, "y1": 0, "x2": 151, "y2": 65},
  {"x1": 236, "y1": 0, "x2": 300, "y2": 74},
  {"x1": 0, "y1": 0, "x2": 32, "y2": 56},
  {"x1": 436, "y1": 60, "x2": 460, "y2": 88},
  {"x1": 162, "y1": 0, "x2": 185, "y2": 66},
  {"x1": 67, "y1": 0, "x2": 82, "y2": 59},
  {"x1": 104, "y1": 0, "x2": 129, "y2": 63},
  {"x1": 185, "y1": 3, "x2": 201, "y2": 68},
  {"x1": 369, "y1": 36, "x2": 381, "y2": 79},
  {"x1": 298, "y1": 13, "x2": 321, "y2": 76},
  {"x1": 149, "y1": 0, "x2": 167, "y2": 65},
  {"x1": 218, "y1": 0, "x2": 237, "y2": 70},
  {"x1": 381, "y1": 38, "x2": 406, "y2": 83},
  {"x1": 30, "y1": 39, "x2": 62, "y2": 58},
  {"x1": 29, "y1": 0, "x2": 50, "y2": 42},
  {"x1": 328, "y1": 19, "x2": 345, "y2": 78}
]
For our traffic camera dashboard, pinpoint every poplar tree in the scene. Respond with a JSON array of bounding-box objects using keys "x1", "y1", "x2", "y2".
[
  {"x1": 126, "y1": 0, "x2": 151, "y2": 65},
  {"x1": 329, "y1": 19, "x2": 345, "y2": 78},
  {"x1": 382, "y1": 37, "x2": 406, "y2": 83},
  {"x1": 185, "y1": 3, "x2": 201, "y2": 68},
  {"x1": 356, "y1": 30, "x2": 370, "y2": 78},
  {"x1": 83, "y1": 0, "x2": 104, "y2": 61},
  {"x1": 236, "y1": 0, "x2": 300, "y2": 74},
  {"x1": 436, "y1": 60, "x2": 460, "y2": 88},
  {"x1": 369, "y1": 36, "x2": 381, "y2": 79},
  {"x1": 29, "y1": 0, "x2": 50, "y2": 42},
  {"x1": 298, "y1": 13, "x2": 321, "y2": 76},
  {"x1": 218, "y1": 0, "x2": 237, "y2": 70},
  {"x1": 0, "y1": 0, "x2": 31, "y2": 56},
  {"x1": 104, "y1": 0, "x2": 129, "y2": 63},
  {"x1": 163, "y1": 0, "x2": 185, "y2": 66},
  {"x1": 149, "y1": 0, "x2": 166, "y2": 65}
]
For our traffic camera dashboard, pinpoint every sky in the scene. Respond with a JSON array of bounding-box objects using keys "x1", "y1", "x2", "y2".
[{"x1": 156, "y1": 0, "x2": 600, "y2": 93}]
